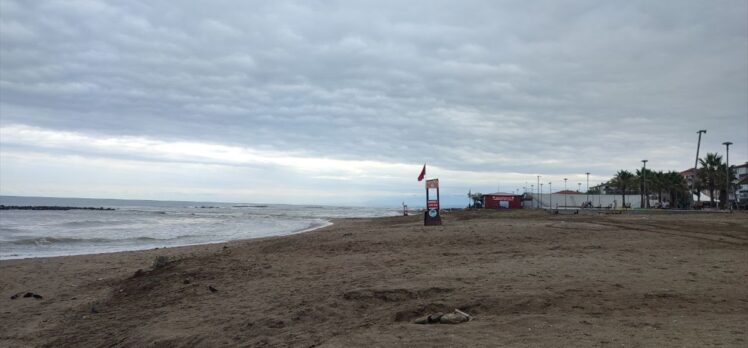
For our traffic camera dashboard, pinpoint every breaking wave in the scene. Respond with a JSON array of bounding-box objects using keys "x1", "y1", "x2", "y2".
[
  {"x1": 0, "y1": 198, "x2": 398, "y2": 259},
  {"x1": 4, "y1": 235, "x2": 202, "y2": 246}
]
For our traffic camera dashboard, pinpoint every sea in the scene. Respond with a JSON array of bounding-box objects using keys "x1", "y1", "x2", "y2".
[{"x1": 0, "y1": 196, "x2": 399, "y2": 260}]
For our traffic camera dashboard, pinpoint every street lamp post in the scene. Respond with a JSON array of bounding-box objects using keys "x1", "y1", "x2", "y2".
[
  {"x1": 586, "y1": 172, "x2": 590, "y2": 204},
  {"x1": 530, "y1": 184, "x2": 534, "y2": 208},
  {"x1": 642, "y1": 159, "x2": 648, "y2": 208},
  {"x1": 540, "y1": 183, "x2": 544, "y2": 209},
  {"x1": 723, "y1": 141, "x2": 732, "y2": 211},
  {"x1": 537, "y1": 175, "x2": 541, "y2": 209},
  {"x1": 564, "y1": 178, "x2": 568, "y2": 208},
  {"x1": 548, "y1": 182, "x2": 552, "y2": 210}
]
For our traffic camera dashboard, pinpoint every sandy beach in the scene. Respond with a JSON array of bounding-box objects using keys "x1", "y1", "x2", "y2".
[{"x1": 1, "y1": 210, "x2": 747, "y2": 347}]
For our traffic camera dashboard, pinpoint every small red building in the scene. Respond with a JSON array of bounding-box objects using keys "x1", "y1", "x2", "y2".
[{"x1": 482, "y1": 192, "x2": 523, "y2": 209}]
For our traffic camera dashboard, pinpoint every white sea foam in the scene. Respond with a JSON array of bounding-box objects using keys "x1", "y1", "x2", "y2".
[{"x1": 0, "y1": 196, "x2": 398, "y2": 260}]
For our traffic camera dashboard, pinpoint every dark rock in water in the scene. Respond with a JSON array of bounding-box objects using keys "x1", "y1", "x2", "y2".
[
  {"x1": 32, "y1": 294, "x2": 43, "y2": 299},
  {"x1": 91, "y1": 305, "x2": 98, "y2": 314},
  {"x1": 0, "y1": 205, "x2": 114, "y2": 211},
  {"x1": 23, "y1": 292, "x2": 33, "y2": 298},
  {"x1": 183, "y1": 279, "x2": 191, "y2": 285},
  {"x1": 208, "y1": 285, "x2": 218, "y2": 293},
  {"x1": 133, "y1": 269, "x2": 145, "y2": 277},
  {"x1": 10, "y1": 292, "x2": 21, "y2": 300}
]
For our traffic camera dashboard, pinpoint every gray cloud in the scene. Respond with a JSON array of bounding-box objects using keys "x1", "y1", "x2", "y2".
[{"x1": 1, "y1": 0, "x2": 746, "y2": 204}]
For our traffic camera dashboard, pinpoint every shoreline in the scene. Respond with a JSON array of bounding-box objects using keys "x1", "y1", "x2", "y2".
[
  {"x1": 0, "y1": 217, "x2": 337, "y2": 261},
  {"x1": 1, "y1": 216, "x2": 346, "y2": 262},
  {"x1": 1, "y1": 210, "x2": 746, "y2": 346}
]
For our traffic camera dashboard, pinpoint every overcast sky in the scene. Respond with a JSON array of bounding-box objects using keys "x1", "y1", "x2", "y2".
[{"x1": 1, "y1": 0, "x2": 746, "y2": 207}]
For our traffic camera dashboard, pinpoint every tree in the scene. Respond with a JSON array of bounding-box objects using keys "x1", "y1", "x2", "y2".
[
  {"x1": 652, "y1": 171, "x2": 666, "y2": 204},
  {"x1": 715, "y1": 162, "x2": 737, "y2": 209},
  {"x1": 468, "y1": 191, "x2": 483, "y2": 208},
  {"x1": 693, "y1": 174, "x2": 703, "y2": 203},
  {"x1": 636, "y1": 168, "x2": 658, "y2": 208},
  {"x1": 663, "y1": 171, "x2": 687, "y2": 208},
  {"x1": 698, "y1": 153, "x2": 723, "y2": 206},
  {"x1": 611, "y1": 170, "x2": 635, "y2": 207}
]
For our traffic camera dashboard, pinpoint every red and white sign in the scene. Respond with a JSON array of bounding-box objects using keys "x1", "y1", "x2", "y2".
[{"x1": 425, "y1": 179, "x2": 439, "y2": 210}]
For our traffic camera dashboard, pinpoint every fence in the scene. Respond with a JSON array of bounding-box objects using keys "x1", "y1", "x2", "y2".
[{"x1": 526, "y1": 194, "x2": 643, "y2": 209}]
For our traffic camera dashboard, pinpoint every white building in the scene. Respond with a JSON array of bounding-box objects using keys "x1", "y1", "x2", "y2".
[{"x1": 733, "y1": 162, "x2": 748, "y2": 207}]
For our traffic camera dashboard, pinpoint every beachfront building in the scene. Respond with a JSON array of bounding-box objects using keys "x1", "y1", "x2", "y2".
[
  {"x1": 681, "y1": 167, "x2": 710, "y2": 204},
  {"x1": 680, "y1": 168, "x2": 697, "y2": 191},
  {"x1": 681, "y1": 161, "x2": 748, "y2": 208},
  {"x1": 482, "y1": 192, "x2": 524, "y2": 209},
  {"x1": 733, "y1": 162, "x2": 748, "y2": 208}
]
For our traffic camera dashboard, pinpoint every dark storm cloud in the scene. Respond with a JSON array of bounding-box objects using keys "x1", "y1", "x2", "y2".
[{"x1": 1, "y1": 0, "x2": 746, "y2": 178}]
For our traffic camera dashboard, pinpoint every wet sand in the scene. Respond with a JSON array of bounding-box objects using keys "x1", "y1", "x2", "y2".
[{"x1": 1, "y1": 210, "x2": 747, "y2": 347}]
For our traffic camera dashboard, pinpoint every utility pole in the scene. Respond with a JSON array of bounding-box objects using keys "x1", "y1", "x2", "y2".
[
  {"x1": 548, "y1": 182, "x2": 552, "y2": 210},
  {"x1": 564, "y1": 178, "x2": 568, "y2": 208},
  {"x1": 642, "y1": 159, "x2": 648, "y2": 208},
  {"x1": 723, "y1": 141, "x2": 732, "y2": 211},
  {"x1": 693, "y1": 130, "x2": 707, "y2": 206},
  {"x1": 694, "y1": 130, "x2": 706, "y2": 171}
]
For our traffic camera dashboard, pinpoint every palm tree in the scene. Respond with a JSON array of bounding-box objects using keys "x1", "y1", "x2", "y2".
[
  {"x1": 715, "y1": 162, "x2": 737, "y2": 209},
  {"x1": 636, "y1": 168, "x2": 650, "y2": 207},
  {"x1": 652, "y1": 171, "x2": 666, "y2": 204},
  {"x1": 612, "y1": 170, "x2": 635, "y2": 208},
  {"x1": 638, "y1": 168, "x2": 664, "y2": 207},
  {"x1": 693, "y1": 172, "x2": 704, "y2": 203},
  {"x1": 663, "y1": 171, "x2": 687, "y2": 208},
  {"x1": 698, "y1": 153, "x2": 723, "y2": 206}
]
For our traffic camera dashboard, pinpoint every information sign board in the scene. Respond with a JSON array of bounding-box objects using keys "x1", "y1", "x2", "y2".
[{"x1": 424, "y1": 179, "x2": 442, "y2": 225}]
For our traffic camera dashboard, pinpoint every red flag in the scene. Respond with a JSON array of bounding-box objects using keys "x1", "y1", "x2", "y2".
[{"x1": 417, "y1": 164, "x2": 426, "y2": 181}]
